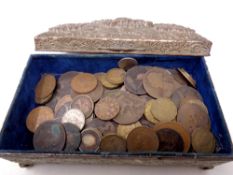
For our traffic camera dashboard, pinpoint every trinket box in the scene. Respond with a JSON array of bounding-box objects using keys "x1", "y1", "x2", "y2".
[{"x1": 0, "y1": 18, "x2": 232, "y2": 169}]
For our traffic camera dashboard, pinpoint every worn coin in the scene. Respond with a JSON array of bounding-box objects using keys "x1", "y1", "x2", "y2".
[
  {"x1": 139, "y1": 117, "x2": 155, "y2": 128},
  {"x1": 26, "y1": 106, "x2": 54, "y2": 133},
  {"x1": 168, "y1": 69, "x2": 188, "y2": 86},
  {"x1": 127, "y1": 127, "x2": 159, "y2": 152},
  {"x1": 118, "y1": 57, "x2": 138, "y2": 71},
  {"x1": 45, "y1": 95, "x2": 58, "y2": 111},
  {"x1": 71, "y1": 73, "x2": 97, "y2": 93},
  {"x1": 71, "y1": 95, "x2": 94, "y2": 118},
  {"x1": 180, "y1": 98, "x2": 208, "y2": 114},
  {"x1": 192, "y1": 127, "x2": 215, "y2": 153},
  {"x1": 58, "y1": 71, "x2": 79, "y2": 89},
  {"x1": 124, "y1": 66, "x2": 148, "y2": 95},
  {"x1": 61, "y1": 109, "x2": 85, "y2": 130},
  {"x1": 63, "y1": 123, "x2": 81, "y2": 152},
  {"x1": 33, "y1": 121, "x2": 66, "y2": 151},
  {"x1": 100, "y1": 134, "x2": 126, "y2": 152},
  {"x1": 177, "y1": 103, "x2": 210, "y2": 134},
  {"x1": 143, "y1": 67, "x2": 182, "y2": 98},
  {"x1": 177, "y1": 68, "x2": 196, "y2": 88},
  {"x1": 106, "y1": 68, "x2": 126, "y2": 85},
  {"x1": 95, "y1": 96, "x2": 120, "y2": 121},
  {"x1": 117, "y1": 121, "x2": 142, "y2": 140},
  {"x1": 144, "y1": 99, "x2": 160, "y2": 124},
  {"x1": 96, "y1": 73, "x2": 119, "y2": 89},
  {"x1": 55, "y1": 101, "x2": 72, "y2": 118},
  {"x1": 150, "y1": 98, "x2": 177, "y2": 122},
  {"x1": 35, "y1": 93, "x2": 53, "y2": 104},
  {"x1": 54, "y1": 95, "x2": 73, "y2": 114},
  {"x1": 79, "y1": 128, "x2": 102, "y2": 152}
]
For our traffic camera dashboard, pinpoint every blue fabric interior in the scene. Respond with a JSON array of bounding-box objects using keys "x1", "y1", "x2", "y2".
[{"x1": 0, "y1": 53, "x2": 232, "y2": 155}]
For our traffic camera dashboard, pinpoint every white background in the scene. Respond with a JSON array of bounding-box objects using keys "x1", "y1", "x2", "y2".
[{"x1": 0, "y1": 0, "x2": 233, "y2": 174}]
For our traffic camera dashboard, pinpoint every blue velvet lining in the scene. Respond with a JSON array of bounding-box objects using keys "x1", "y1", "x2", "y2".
[{"x1": 0, "y1": 53, "x2": 232, "y2": 155}]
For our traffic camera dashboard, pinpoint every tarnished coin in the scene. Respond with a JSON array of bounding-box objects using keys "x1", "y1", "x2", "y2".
[
  {"x1": 100, "y1": 134, "x2": 126, "y2": 152},
  {"x1": 61, "y1": 109, "x2": 85, "y2": 130},
  {"x1": 117, "y1": 121, "x2": 142, "y2": 140},
  {"x1": 124, "y1": 66, "x2": 148, "y2": 95},
  {"x1": 55, "y1": 101, "x2": 71, "y2": 118},
  {"x1": 96, "y1": 73, "x2": 119, "y2": 89},
  {"x1": 143, "y1": 67, "x2": 182, "y2": 98},
  {"x1": 45, "y1": 94, "x2": 58, "y2": 111},
  {"x1": 79, "y1": 128, "x2": 102, "y2": 152},
  {"x1": 56, "y1": 85, "x2": 73, "y2": 99},
  {"x1": 71, "y1": 95, "x2": 94, "y2": 118},
  {"x1": 33, "y1": 121, "x2": 66, "y2": 151},
  {"x1": 63, "y1": 123, "x2": 81, "y2": 152},
  {"x1": 171, "y1": 86, "x2": 203, "y2": 108},
  {"x1": 139, "y1": 117, "x2": 155, "y2": 128},
  {"x1": 178, "y1": 68, "x2": 196, "y2": 88},
  {"x1": 58, "y1": 71, "x2": 79, "y2": 89},
  {"x1": 192, "y1": 127, "x2": 216, "y2": 153},
  {"x1": 106, "y1": 68, "x2": 126, "y2": 85},
  {"x1": 144, "y1": 99, "x2": 160, "y2": 124},
  {"x1": 35, "y1": 93, "x2": 53, "y2": 104},
  {"x1": 71, "y1": 73, "x2": 98, "y2": 93},
  {"x1": 118, "y1": 57, "x2": 138, "y2": 71},
  {"x1": 168, "y1": 69, "x2": 188, "y2": 86},
  {"x1": 54, "y1": 95, "x2": 73, "y2": 114},
  {"x1": 35, "y1": 74, "x2": 56, "y2": 100},
  {"x1": 180, "y1": 98, "x2": 208, "y2": 114},
  {"x1": 127, "y1": 127, "x2": 159, "y2": 152},
  {"x1": 177, "y1": 103, "x2": 210, "y2": 134},
  {"x1": 95, "y1": 96, "x2": 120, "y2": 120},
  {"x1": 26, "y1": 106, "x2": 54, "y2": 133},
  {"x1": 105, "y1": 90, "x2": 145, "y2": 124},
  {"x1": 151, "y1": 98, "x2": 177, "y2": 122},
  {"x1": 154, "y1": 122, "x2": 191, "y2": 152}
]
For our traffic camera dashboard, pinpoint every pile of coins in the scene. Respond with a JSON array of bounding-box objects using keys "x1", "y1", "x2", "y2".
[{"x1": 26, "y1": 57, "x2": 216, "y2": 153}]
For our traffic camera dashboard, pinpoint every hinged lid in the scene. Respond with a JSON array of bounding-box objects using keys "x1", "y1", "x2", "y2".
[{"x1": 35, "y1": 18, "x2": 212, "y2": 56}]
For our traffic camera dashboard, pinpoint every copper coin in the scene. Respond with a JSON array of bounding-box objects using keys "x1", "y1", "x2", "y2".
[
  {"x1": 56, "y1": 85, "x2": 72, "y2": 99},
  {"x1": 54, "y1": 95, "x2": 73, "y2": 114},
  {"x1": 26, "y1": 106, "x2": 54, "y2": 133},
  {"x1": 144, "y1": 99, "x2": 160, "y2": 124},
  {"x1": 180, "y1": 98, "x2": 208, "y2": 114},
  {"x1": 117, "y1": 121, "x2": 142, "y2": 140},
  {"x1": 124, "y1": 66, "x2": 148, "y2": 95},
  {"x1": 63, "y1": 123, "x2": 81, "y2": 152},
  {"x1": 33, "y1": 121, "x2": 66, "y2": 151},
  {"x1": 96, "y1": 72, "x2": 119, "y2": 89},
  {"x1": 35, "y1": 93, "x2": 53, "y2": 104},
  {"x1": 79, "y1": 128, "x2": 102, "y2": 152},
  {"x1": 71, "y1": 73, "x2": 98, "y2": 93},
  {"x1": 154, "y1": 122, "x2": 191, "y2": 152},
  {"x1": 178, "y1": 68, "x2": 196, "y2": 88},
  {"x1": 143, "y1": 67, "x2": 182, "y2": 98},
  {"x1": 95, "y1": 96, "x2": 120, "y2": 120},
  {"x1": 71, "y1": 95, "x2": 94, "y2": 118},
  {"x1": 106, "y1": 68, "x2": 126, "y2": 85},
  {"x1": 45, "y1": 95, "x2": 58, "y2": 111},
  {"x1": 61, "y1": 109, "x2": 85, "y2": 130},
  {"x1": 191, "y1": 127, "x2": 216, "y2": 153},
  {"x1": 177, "y1": 103, "x2": 210, "y2": 134},
  {"x1": 127, "y1": 127, "x2": 159, "y2": 152},
  {"x1": 35, "y1": 74, "x2": 56, "y2": 99},
  {"x1": 150, "y1": 98, "x2": 177, "y2": 122},
  {"x1": 105, "y1": 90, "x2": 145, "y2": 124},
  {"x1": 168, "y1": 69, "x2": 188, "y2": 86},
  {"x1": 58, "y1": 71, "x2": 79, "y2": 89},
  {"x1": 171, "y1": 86, "x2": 203, "y2": 108},
  {"x1": 55, "y1": 101, "x2": 71, "y2": 118},
  {"x1": 100, "y1": 134, "x2": 126, "y2": 152},
  {"x1": 118, "y1": 57, "x2": 138, "y2": 71}
]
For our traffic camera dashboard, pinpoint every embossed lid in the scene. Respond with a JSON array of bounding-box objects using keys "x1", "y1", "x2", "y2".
[{"x1": 35, "y1": 18, "x2": 212, "y2": 56}]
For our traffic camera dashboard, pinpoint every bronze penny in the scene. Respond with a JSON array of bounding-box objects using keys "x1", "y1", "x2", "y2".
[
  {"x1": 58, "y1": 71, "x2": 79, "y2": 89},
  {"x1": 168, "y1": 69, "x2": 188, "y2": 86},
  {"x1": 95, "y1": 96, "x2": 120, "y2": 121},
  {"x1": 150, "y1": 98, "x2": 177, "y2": 122},
  {"x1": 100, "y1": 134, "x2": 126, "y2": 152},
  {"x1": 191, "y1": 127, "x2": 216, "y2": 153},
  {"x1": 63, "y1": 123, "x2": 81, "y2": 152},
  {"x1": 177, "y1": 103, "x2": 210, "y2": 134},
  {"x1": 71, "y1": 95, "x2": 94, "y2": 118},
  {"x1": 171, "y1": 86, "x2": 203, "y2": 108},
  {"x1": 55, "y1": 101, "x2": 71, "y2": 118},
  {"x1": 118, "y1": 57, "x2": 138, "y2": 71},
  {"x1": 96, "y1": 72, "x2": 119, "y2": 89},
  {"x1": 117, "y1": 121, "x2": 142, "y2": 140},
  {"x1": 177, "y1": 68, "x2": 196, "y2": 88},
  {"x1": 180, "y1": 98, "x2": 208, "y2": 114},
  {"x1": 35, "y1": 74, "x2": 56, "y2": 99},
  {"x1": 33, "y1": 121, "x2": 66, "y2": 151},
  {"x1": 144, "y1": 99, "x2": 160, "y2": 124},
  {"x1": 35, "y1": 93, "x2": 53, "y2": 104},
  {"x1": 105, "y1": 90, "x2": 145, "y2": 124},
  {"x1": 127, "y1": 127, "x2": 159, "y2": 152},
  {"x1": 106, "y1": 68, "x2": 126, "y2": 85},
  {"x1": 124, "y1": 66, "x2": 148, "y2": 95},
  {"x1": 71, "y1": 73, "x2": 98, "y2": 93},
  {"x1": 143, "y1": 67, "x2": 182, "y2": 98},
  {"x1": 26, "y1": 106, "x2": 54, "y2": 133},
  {"x1": 45, "y1": 94, "x2": 58, "y2": 111},
  {"x1": 54, "y1": 95, "x2": 73, "y2": 114},
  {"x1": 56, "y1": 85, "x2": 72, "y2": 99},
  {"x1": 79, "y1": 128, "x2": 102, "y2": 152}
]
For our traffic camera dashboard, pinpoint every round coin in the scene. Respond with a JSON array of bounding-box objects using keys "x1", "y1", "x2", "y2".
[
  {"x1": 118, "y1": 57, "x2": 138, "y2": 71},
  {"x1": 55, "y1": 101, "x2": 71, "y2": 118},
  {"x1": 26, "y1": 106, "x2": 54, "y2": 133},
  {"x1": 127, "y1": 127, "x2": 159, "y2": 152},
  {"x1": 106, "y1": 68, "x2": 126, "y2": 85},
  {"x1": 168, "y1": 69, "x2": 188, "y2": 86},
  {"x1": 33, "y1": 121, "x2": 66, "y2": 152},
  {"x1": 58, "y1": 71, "x2": 79, "y2": 89},
  {"x1": 180, "y1": 98, "x2": 208, "y2": 114},
  {"x1": 95, "y1": 96, "x2": 120, "y2": 121},
  {"x1": 71, "y1": 73, "x2": 98, "y2": 93},
  {"x1": 96, "y1": 73, "x2": 119, "y2": 89},
  {"x1": 192, "y1": 127, "x2": 216, "y2": 153},
  {"x1": 35, "y1": 93, "x2": 53, "y2": 104},
  {"x1": 54, "y1": 95, "x2": 73, "y2": 114},
  {"x1": 144, "y1": 99, "x2": 160, "y2": 124},
  {"x1": 177, "y1": 68, "x2": 196, "y2": 88},
  {"x1": 117, "y1": 121, "x2": 142, "y2": 140},
  {"x1": 150, "y1": 98, "x2": 177, "y2": 122},
  {"x1": 100, "y1": 134, "x2": 126, "y2": 152}
]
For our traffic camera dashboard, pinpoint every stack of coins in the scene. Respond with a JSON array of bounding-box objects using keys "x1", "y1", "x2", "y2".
[{"x1": 26, "y1": 57, "x2": 216, "y2": 153}]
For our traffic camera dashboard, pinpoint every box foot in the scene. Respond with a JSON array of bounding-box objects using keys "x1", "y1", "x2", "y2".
[
  {"x1": 199, "y1": 166, "x2": 214, "y2": 170},
  {"x1": 19, "y1": 163, "x2": 34, "y2": 168}
]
